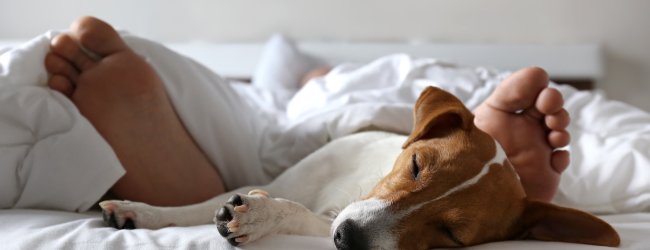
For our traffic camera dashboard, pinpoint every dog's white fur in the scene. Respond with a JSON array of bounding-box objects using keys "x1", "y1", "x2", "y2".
[{"x1": 101, "y1": 131, "x2": 406, "y2": 244}]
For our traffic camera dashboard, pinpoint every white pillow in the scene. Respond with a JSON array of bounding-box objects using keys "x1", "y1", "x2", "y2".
[{"x1": 252, "y1": 34, "x2": 326, "y2": 91}]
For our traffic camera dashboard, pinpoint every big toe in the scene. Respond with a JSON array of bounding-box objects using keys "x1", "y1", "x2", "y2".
[
  {"x1": 486, "y1": 67, "x2": 550, "y2": 112},
  {"x1": 69, "y1": 16, "x2": 129, "y2": 56}
]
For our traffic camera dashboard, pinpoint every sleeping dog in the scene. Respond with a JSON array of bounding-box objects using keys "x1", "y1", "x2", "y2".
[{"x1": 99, "y1": 86, "x2": 620, "y2": 249}]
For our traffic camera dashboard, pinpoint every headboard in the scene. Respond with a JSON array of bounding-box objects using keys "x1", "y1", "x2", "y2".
[
  {"x1": 167, "y1": 42, "x2": 603, "y2": 90},
  {"x1": 0, "y1": 40, "x2": 602, "y2": 90}
]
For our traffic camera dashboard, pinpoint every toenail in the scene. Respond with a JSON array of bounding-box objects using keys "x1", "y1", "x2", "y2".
[
  {"x1": 248, "y1": 189, "x2": 270, "y2": 197},
  {"x1": 234, "y1": 205, "x2": 249, "y2": 213},
  {"x1": 235, "y1": 236, "x2": 249, "y2": 243},
  {"x1": 227, "y1": 220, "x2": 239, "y2": 228},
  {"x1": 227, "y1": 237, "x2": 239, "y2": 246},
  {"x1": 98, "y1": 201, "x2": 116, "y2": 210}
]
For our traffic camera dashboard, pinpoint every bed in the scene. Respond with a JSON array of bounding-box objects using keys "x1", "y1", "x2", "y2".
[{"x1": 1, "y1": 34, "x2": 649, "y2": 249}]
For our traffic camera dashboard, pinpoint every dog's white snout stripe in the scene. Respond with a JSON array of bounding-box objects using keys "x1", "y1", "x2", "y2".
[{"x1": 408, "y1": 139, "x2": 509, "y2": 212}]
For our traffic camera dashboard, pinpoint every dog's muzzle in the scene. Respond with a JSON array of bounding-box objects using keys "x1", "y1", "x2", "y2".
[{"x1": 333, "y1": 219, "x2": 369, "y2": 250}]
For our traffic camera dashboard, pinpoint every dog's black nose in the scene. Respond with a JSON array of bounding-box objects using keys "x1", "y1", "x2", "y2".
[{"x1": 333, "y1": 219, "x2": 369, "y2": 250}]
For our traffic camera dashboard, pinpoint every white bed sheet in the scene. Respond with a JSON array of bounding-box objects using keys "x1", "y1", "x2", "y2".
[{"x1": 0, "y1": 209, "x2": 648, "y2": 250}]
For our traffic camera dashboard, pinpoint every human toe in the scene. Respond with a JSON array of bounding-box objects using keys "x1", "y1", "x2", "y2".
[
  {"x1": 48, "y1": 75, "x2": 75, "y2": 97},
  {"x1": 45, "y1": 52, "x2": 78, "y2": 81},
  {"x1": 486, "y1": 67, "x2": 550, "y2": 112},
  {"x1": 50, "y1": 34, "x2": 96, "y2": 71},
  {"x1": 546, "y1": 109, "x2": 570, "y2": 130},
  {"x1": 536, "y1": 88, "x2": 564, "y2": 115},
  {"x1": 551, "y1": 150, "x2": 570, "y2": 174},
  {"x1": 549, "y1": 130, "x2": 570, "y2": 148},
  {"x1": 70, "y1": 16, "x2": 129, "y2": 56}
]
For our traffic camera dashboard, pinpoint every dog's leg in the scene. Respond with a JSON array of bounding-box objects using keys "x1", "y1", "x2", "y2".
[
  {"x1": 99, "y1": 186, "x2": 260, "y2": 229},
  {"x1": 215, "y1": 190, "x2": 331, "y2": 246},
  {"x1": 99, "y1": 199, "x2": 215, "y2": 229}
]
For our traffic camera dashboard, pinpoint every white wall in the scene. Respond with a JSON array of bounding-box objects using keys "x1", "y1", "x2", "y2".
[{"x1": 1, "y1": 0, "x2": 649, "y2": 111}]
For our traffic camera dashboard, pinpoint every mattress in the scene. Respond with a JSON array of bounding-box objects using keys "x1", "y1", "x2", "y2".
[{"x1": 0, "y1": 209, "x2": 648, "y2": 249}]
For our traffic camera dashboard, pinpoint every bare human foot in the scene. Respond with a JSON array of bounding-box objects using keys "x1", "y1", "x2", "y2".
[
  {"x1": 474, "y1": 67, "x2": 571, "y2": 202},
  {"x1": 44, "y1": 16, "x2": 225, "y2": 206},
  {"x1": 300, "y1": 67, "x2": 331, "y2": 88}
]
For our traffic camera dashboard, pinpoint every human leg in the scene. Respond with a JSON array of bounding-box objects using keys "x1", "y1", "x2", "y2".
[{"x1": 44, "y1": 16, "x2": 225, "y2": 206}]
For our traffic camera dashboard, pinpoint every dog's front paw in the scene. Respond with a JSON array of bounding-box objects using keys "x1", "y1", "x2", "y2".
[
  {"x1": 99, "y1": 200, "x2": 165, "y2": 229},
  {"x1": 215, "y1": 189, "x2": 292, "y2": 246}
]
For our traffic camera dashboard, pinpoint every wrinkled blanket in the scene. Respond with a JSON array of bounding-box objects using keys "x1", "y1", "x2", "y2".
[{"x1": 1, "y1": 32, "x2": 649, "y2": 215}]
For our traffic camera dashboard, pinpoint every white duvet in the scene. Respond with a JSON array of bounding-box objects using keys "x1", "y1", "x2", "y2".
[
  {"x1": 283, "y1": 59, "x2": 650, "y2": 214},
  {"x1": 1, "y1": 32, "x2": 649, "y2": 249}
]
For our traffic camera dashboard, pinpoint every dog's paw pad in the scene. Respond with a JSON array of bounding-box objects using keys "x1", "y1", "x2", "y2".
[
  {"x1": 227, "y1": 194, "x2": 244, "y2": 206},
  {"x1": 216, "y1": 206, "x2": 233, "y2": 222},
  {"x1": 217, "y1": 222, "x2": 230, "y2": 237},
  {"x1": 228, "y1": 196, "x2": 250, "y2": 214},
  {"x1": 214, "y1": 192, "x2": 278, "y2": 246}
]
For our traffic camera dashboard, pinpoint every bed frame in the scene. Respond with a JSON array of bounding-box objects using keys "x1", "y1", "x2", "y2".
[{"x1": 167, "y1": 42, "x2": 603, "y2": 90}]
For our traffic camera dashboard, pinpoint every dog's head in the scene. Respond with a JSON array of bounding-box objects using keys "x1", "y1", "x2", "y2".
[{"x1": 331, "y1": 86, "x2": 620, "y2": 250}]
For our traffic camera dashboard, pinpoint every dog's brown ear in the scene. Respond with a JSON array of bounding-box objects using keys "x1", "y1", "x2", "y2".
[
  {"x1": 403, "y1": 86, "x2": 473, "y2": 148},
  {"x1": 519, "y1": 200, "x2": 620, "y2": 247}
]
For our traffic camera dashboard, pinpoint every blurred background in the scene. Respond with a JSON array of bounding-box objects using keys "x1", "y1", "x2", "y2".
[{"x1": 1, "y1": 0, "x2": 648, "y2": 111}]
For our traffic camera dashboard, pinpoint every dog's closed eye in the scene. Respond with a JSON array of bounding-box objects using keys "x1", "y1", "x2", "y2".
[
  {"x1": 411, "y1": 154, "x2": 420, "y2": 179},
  {"x1": 439, "y1": 224, "x2": 464, "y2": 246}
]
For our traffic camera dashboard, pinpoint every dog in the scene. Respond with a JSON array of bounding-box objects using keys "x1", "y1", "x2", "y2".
[{"x1": 99, "y1": 86, "x2": 620, "y2": 249}]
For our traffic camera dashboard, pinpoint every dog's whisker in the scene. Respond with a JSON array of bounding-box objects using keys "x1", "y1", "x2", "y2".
[{"x1": 331, "y1": 186, "x2": 358, "y2": 204}]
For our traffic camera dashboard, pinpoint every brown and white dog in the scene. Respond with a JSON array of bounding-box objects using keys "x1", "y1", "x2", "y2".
[{"x1": 100, "y1": 87, "x2": 620, "y2": 249}]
